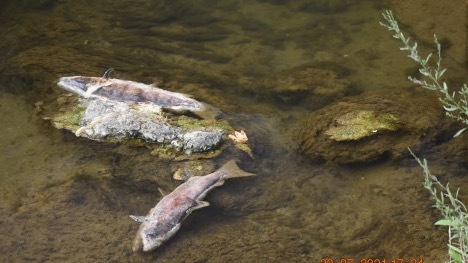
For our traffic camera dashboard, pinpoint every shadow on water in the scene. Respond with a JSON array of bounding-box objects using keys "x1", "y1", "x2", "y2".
[{"x1": 0, "y1": 0, "x2": 465, "y2": 262}]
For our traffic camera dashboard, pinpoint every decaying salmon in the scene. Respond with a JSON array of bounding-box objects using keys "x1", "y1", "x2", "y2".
[
  {"x1": 129, "y1": 160, "x2": 254, "y2": 252},
  {"x1": 57, "y1": 73, "x2": 218, "y2": 119}
]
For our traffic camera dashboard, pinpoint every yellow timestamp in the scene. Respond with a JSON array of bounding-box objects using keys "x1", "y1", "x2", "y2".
[{"x1": 320, "y1": 258, "x2": 424, "y2": 263}]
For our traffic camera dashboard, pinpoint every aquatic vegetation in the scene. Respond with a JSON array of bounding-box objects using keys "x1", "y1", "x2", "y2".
[
  {"x1": 51, "y1": 104, "x2": 85, "y2": 131},
  {"x1": 382, "y1": 10, "x2": 468, "y2": 263},
  {"x1": 325, "y1": 110, "x2": 399, "y2": 141},
  {"x1": 380, "y1": 10, "x2": 468, "y2": 137}
]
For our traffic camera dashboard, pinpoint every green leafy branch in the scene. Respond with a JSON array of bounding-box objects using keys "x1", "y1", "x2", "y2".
[
  {"x1": 410, "y1": 149, "x2": 468, "y2": 263},
  {"x1": 380, "y1": 10, "x2": 468, "y2": 137}
]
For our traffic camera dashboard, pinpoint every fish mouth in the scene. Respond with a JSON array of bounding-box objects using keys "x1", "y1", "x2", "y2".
[
  {"x1": 132, "y1": 234, "x2": 144, "y2": 253},
  {"x1": 142, "y1": 239, "x2": 163, "y2": 252},
  {"x1": 57, "y1": 76, "x2": 92, "y2": 97}
]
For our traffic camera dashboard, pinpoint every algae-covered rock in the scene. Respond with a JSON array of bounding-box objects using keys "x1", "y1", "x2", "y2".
[
  {"x1": 325, "y1": 110, "x2": 399, "y2": 141},
  {"x1": 50, "y1": 97, "x2": 232, "y2": 157},
  {"x1": 291, "y1": 89, "x2": 449, "y2": 164}
]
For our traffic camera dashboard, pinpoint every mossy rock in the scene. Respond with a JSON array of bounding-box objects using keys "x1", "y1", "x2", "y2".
[
  {"x1": 291, "y1": 89, "x2": 450, "y2": 164},
  {"x1": 325, "y1": 110, "x2": 399, "y2": 141},
  {"x1": 49, "y1": 96, "x2": 239, "y2": 160}
]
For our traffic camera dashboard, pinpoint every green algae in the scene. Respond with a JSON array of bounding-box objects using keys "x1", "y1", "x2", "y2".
[
  {"x1": 52, "y1": 105, "x2": 85, "y2": 131},
  {"x1": 234, "y1": 142, "x2": 254, "y2": 159},
  {"x1": 150, "y1": 146, "x2": 179, "y2": 159},
  {"x1": 325, "y1": 110, "x2": 399, "y2": 141},
  {"x1": 170, "y1": 115, "x2": 233, "y2": 133}
]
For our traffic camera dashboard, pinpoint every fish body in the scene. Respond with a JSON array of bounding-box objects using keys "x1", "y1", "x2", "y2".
[
  {"x1": 57, "y1": 76, "x2": 216, "y2": 118},
  {"x1": 130, "y1": 160, "x2": 254, "y2": 252}
]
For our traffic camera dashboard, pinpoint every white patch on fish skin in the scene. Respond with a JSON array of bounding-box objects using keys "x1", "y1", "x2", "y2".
[{"x1": 84, "y1": 83, "x2": 104, "y2": 97}]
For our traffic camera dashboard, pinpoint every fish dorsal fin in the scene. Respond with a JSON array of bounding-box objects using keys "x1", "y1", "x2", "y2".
[
  {"x1": 158, "y1": 187, "x2": 168, "y2": 197},
  {"x1": 102, "y1": 68, "x2": 115, "y2": 79},
  {"x1": 129, "y1": 215, "x2": 146, "y2": 223}
]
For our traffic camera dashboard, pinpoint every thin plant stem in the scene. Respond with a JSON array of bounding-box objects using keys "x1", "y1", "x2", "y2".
[{"x1": 380, "y1": 10, "x2": 468, "y2": 137}]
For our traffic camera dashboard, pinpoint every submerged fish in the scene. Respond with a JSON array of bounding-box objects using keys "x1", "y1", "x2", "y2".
[
  {"x1": 130, "y1": 160, "x2": 255, "y2": 252},
  {"x1": 57, "y1": 73, "x2": 217, "y2": 119}
]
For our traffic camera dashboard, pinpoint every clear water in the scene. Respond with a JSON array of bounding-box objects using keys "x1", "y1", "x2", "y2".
[{"x1": 0, "y1": 0, "x2": 461, "y2": 262}]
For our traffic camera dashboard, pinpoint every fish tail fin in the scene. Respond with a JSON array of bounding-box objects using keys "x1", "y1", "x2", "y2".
[{"x1": 218, "y1": 160, "x2": 255, "y2": 178}]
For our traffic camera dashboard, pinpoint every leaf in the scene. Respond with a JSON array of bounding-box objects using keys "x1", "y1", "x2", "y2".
[
  {"x1": 453, "y1": 127, "x2": 467, "y2": 138},
  {"x1": 435, "y1": 219, "x2": 452, "y2": 226},
  {"x1": 443, "y1": 82, "x2": 449, "y2": 91},
  {"x1": 448, "y1": 245, "x2": 464, "y2": 263},
  {"x1": 424, "y1": 53, "x2": 433, "y2": 64},
  {"x1": 419, "y1": 68, "x2": 430, "y2": 76},
  {"x1": 443, "y1": 104, "x2": 459, "y2": 112},
  {"x1": 438, "y1": 68, "x2": 447, "y2": 78}
]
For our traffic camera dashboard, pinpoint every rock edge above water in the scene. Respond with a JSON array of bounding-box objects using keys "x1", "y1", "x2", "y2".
[{"x1": 51, "y1": 97, "x2": 232, "y2": 157}]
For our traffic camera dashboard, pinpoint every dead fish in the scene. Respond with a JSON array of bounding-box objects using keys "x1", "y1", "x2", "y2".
[
  {"x1": 130, "y1": 160, "x2": 255, "y2": 252},
  {"x1": 57, "y1": 72, "x2": 218, "y2": 119}
]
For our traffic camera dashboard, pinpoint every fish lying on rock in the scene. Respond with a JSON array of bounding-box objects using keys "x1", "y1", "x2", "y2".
[
  {"x1": 130, "y1": 160, "x2": 255, "y2": 252},
  {"x1": 57, "y1": 70, "x2": 218, "y2": 119}
]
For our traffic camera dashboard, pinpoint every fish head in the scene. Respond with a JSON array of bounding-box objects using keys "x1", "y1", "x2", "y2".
[
  {"x1": 133, "y1": 226, "x2": 166, "y2": 252},
  {"x1": 132, "y1": 232, "x2": 165, "y2": 252},
  {"x1": 133, "y1": 219, "x2": 182, "y2": 252},
  {"x1": 140, "y1": 232, "x2": 166, "y2": 252},
  {"x1": 57, "y1": 76, "x2": 104, "y2": 98}
]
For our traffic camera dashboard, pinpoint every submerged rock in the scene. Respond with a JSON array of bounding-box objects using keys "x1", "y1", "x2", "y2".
[
  {"x1": 291, "y1": 89, "x2": 450, "y2": 164},
  {"x1": 182, "y1": 130, "x2": 224, "y2": 154},
  {"x1": 258, "y1": 66, "x2": 352, "y2": 110},
  {"x1": 256, "y1": 0, "x2": 355, "y2": 13},
  {"x1": 172, "y1": 160, "x2": 212, "y2": 181},
  {"x1": 325, "y1": 110, "x2": 399, "y2": 141}
]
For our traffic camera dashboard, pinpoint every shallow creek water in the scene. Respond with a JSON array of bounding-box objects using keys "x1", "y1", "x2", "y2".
[{"x1": 0, "y1": 0, "x2": 465, "y2": 262}]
